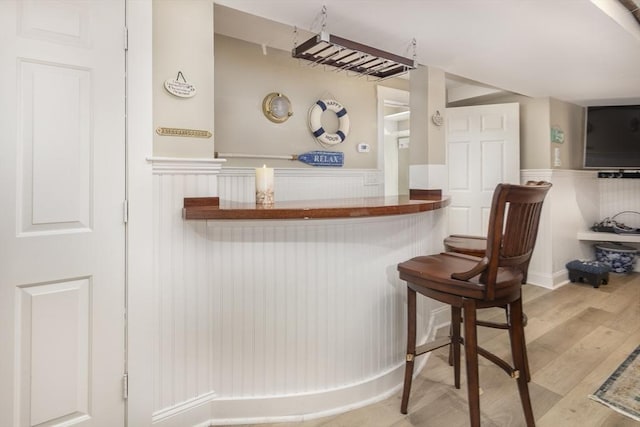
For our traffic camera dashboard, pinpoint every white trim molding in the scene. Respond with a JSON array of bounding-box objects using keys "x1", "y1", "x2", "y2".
[
  {"x1": 152, "y1": 392, "x2": 217, "y2": 425},
  {"x1": 147, "y1": 156, "x2": 226, "y2": 174}
]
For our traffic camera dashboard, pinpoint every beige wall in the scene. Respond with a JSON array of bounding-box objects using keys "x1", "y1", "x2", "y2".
[
  {"x1": 427, "y1": 67, "x2": 447, "y2": 165},
  {"x1": 153, "y1": 0, "x2": 215, "y2": 158},
  {"x1": 549, "y1": 98, "x2": 585, "y2": 170},
  {"x1": 518, "y1": 96, "x2": 551, "y2": 169},
  {"x1": 214, "y1": 34, "x2": 408, "y2": 169},
  {"x1": 409, "y1": 66, "x2": 428, "y2": 165},
  {"x1": 409, "y1": 66, "x2": 447, "y2": 166}
]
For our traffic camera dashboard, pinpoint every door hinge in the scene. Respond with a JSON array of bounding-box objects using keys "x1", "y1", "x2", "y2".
[
  {"x1": 124, "y1": 26, "x2": 128, "y2": 51},
  {"x1": 122, "y1": 373, "x2": 129, "y2": 400},
  {"x1": 123, "y1": 200, "x2": 129, "y2": 224}
]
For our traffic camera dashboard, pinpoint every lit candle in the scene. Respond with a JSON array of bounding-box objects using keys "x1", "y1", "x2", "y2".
[{"x1": 255, "y1": 164, "x2": 274, "y2": 205}]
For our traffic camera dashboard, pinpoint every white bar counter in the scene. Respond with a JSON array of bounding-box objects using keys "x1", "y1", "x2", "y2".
[{"x1": 155, "y1": 193, "x2": 450, "y2": 425}]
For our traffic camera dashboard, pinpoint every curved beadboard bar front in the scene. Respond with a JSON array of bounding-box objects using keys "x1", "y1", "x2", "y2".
[{"x1": 173, "y1": 191, "x2": 450, "y2": 424}]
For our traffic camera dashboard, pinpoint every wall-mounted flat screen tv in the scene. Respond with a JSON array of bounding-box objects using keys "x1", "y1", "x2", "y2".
[{"x1": 584, "y1": 105, "x2": 640, "y2": 169}]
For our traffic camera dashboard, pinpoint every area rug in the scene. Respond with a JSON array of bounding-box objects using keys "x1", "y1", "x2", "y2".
[{"x1": 589, "y1": 345, "x2": 640, "y2": 421}]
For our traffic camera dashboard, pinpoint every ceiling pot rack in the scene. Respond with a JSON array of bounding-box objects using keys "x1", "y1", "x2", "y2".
[
  {"x1": 291, "y1": 6, "x2": 416, "y2": 80},
  {"x1": 292, "y1": 32, "x2": 416, "y2": 80}
]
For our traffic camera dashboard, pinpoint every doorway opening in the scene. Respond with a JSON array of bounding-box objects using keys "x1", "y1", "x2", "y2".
[{"x1": 377, "y1": 87, "x2": 410, "y2": 196}]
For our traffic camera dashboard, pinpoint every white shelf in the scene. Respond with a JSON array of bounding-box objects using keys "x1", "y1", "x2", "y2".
[{"x1": 577, "y1": 231, "x2": 640, "y2": 244}]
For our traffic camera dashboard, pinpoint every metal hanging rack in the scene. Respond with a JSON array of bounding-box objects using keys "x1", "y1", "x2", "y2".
[{"x1": 292, "y1": 6, "x2": 416, "y2": 80}]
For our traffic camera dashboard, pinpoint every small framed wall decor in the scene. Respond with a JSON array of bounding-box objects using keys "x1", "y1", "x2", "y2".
[
  {"x1": 164, "y1": 71, "x2": 197, "y2": 98},
  {"x1": 551, "y1": 126, "x2": 565, "y2": 143}
]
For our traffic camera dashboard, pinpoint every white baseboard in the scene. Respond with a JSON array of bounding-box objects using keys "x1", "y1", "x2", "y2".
[
  {"x1": 524, "y1": 272, "x2": 554, "y2": 289},
  {"x1": 526, "y1": 269, "x2": 570, "y2": 290},
  {"x1": 207, "y1": 365, "x2": 407, "y2": 425},
  {"x1": 552, "y1": 269, "x2": 570, "y2": 289},
  {"x1": 152, "y1": 392, "x2": 217, "y2": 427}
]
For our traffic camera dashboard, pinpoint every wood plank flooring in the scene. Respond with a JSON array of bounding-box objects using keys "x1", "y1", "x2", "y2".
[{"x1": 242, "y1": 273, "x2": 640, "y2": 427}]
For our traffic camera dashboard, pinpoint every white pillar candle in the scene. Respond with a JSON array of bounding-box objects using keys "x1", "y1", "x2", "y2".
[{"x1": 255, "y1": 164, "x2": 274, "y2": 205}]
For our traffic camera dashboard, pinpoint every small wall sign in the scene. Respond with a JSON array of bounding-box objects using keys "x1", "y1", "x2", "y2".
[
  {"x1": 164, "y1": 71, "x2": 196, "y2": 98},
  {"x1": 156, "y1": 127, "x2": 212, "y2": 138},
  {"x1": 551, "y1": 126, "x2": 565, "y2": 143},
  {"x1": 295, "y1": 151, "x2": 344, "y2": 167}
]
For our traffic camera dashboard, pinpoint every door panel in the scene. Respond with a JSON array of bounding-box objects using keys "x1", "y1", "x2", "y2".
[
  {"x1": 446, "y1": 103, "x2": 520, "y2": 236},
  {"x1": 0, "y1": 1, "x2": 126, "y2": 426},
  {"x1": 18, "y1": 60, "x2": 92, "y2": 234},
  {"x1": 18, "y1": 279, "x2": 91, "y2": 426}
]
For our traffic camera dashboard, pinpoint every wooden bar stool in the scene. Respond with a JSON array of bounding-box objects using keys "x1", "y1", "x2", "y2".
[{"x1": 398, "y1": 182, "x2": 551, "y2": 426}]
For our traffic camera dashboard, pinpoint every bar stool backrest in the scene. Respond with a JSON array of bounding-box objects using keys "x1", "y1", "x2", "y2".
[{"x1": 453, "y1": 182, "x2": 552, "y2": 300}]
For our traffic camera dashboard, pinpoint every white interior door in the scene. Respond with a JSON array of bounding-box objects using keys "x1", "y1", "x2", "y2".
[
  {"x1": 0, "y1": 1, "x2": 126, "y2": 426},
  {"x1": 446, "y1": 103, "x2": 520, "y2": 236}
]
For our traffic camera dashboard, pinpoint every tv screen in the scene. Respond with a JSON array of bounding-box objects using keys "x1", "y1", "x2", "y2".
[{"x1": 584, "y1": 105, "x2": 640, "y2": 169}]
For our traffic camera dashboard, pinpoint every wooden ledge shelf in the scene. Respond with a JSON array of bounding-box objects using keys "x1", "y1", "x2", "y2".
[
  {"x1": 577, "y1": 231, "x2": 640, "y2": 244},
  {"x1": 183, "y1": 190, "x2": 448, "y2": 220}
]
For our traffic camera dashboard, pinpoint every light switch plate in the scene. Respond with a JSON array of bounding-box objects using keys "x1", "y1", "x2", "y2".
[{"x1": 357, "y1": 143, "x2": 370, "y2": 153}]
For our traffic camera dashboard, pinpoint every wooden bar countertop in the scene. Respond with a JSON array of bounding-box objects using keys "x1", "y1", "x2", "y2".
[{"x1": 183, "y1": 189, "x2": 449, "y2": 220}]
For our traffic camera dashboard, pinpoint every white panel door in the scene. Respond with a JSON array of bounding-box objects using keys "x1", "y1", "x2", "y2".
[
  {"x1": 0, "y1": 1, "x2": 126, "y2": 426},
  {"x1": 446, "y1": 103, "x2": 520, "y2": 236}
]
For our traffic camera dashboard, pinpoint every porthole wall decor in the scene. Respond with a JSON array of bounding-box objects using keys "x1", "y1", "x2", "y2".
[{"x1": 262, "y1": 92, "x2": 293, "y2": 123}]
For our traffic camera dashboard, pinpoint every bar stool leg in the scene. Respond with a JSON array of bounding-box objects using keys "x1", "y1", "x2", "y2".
[
  {"x1": 509, "y1": 298, "x2": 535, "y2": 426},
  {"x1": 400, "y1": 287, "x2": 417, "y2": 414},
  {"x1": 451, "y1": 306, "x2": 462, "y2": 389},
  {"x1": 463, "y1": 300, "x2": 481, "y2": 427},
  {"x1": 506, "y1": 305, "x2": 532, "y2": 383},
  {"x1": 521, "y1": 325, "x2": 532, "y2": 383}
]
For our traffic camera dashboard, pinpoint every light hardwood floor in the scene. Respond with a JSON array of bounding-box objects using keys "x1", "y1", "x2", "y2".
[{"x1": 250, "y1": 273, "x2": 640, "y2": 427}]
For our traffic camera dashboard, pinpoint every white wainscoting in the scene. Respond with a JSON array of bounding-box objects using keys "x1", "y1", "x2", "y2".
[
  {"x1": 151, "y1": 163, "x2": 447, "y2": 426},
  {"x1": 153, "y1": 164, "x2": 640, "y2": 423},
  {"x1": 151, "y1": 158, "x2": 224, "y2": 427},
  {"x1": 519, "y1": 170, "x2": 555, "y2": 288},
  {"x1": 599, "y1": 177, "x2": 640, "y2": 220},
  {"x1": 218, "y1": 167, "x2": 384, "y2": 203}
]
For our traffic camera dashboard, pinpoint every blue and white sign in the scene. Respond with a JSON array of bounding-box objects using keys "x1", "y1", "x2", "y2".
[{"x1": 297, "y1": 151, "x2": 344, "y2": 167}]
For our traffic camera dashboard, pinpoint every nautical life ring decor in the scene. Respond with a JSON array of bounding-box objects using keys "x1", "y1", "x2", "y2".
[{"x1": 308, "y1": 99, "x2": 350, "y2": 146}]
